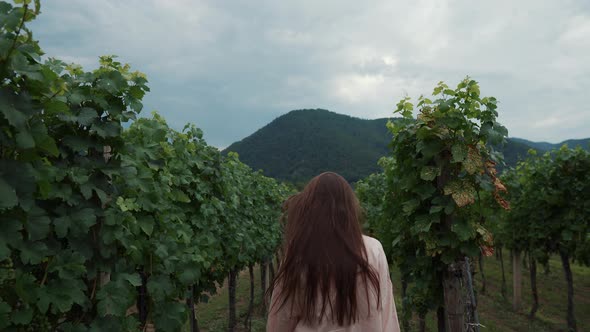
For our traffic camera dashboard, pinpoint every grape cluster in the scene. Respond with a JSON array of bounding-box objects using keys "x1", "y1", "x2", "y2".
[
  {"x1": 0, "y1": 258, "x2": 13, "y2": 269},
  {"x1": 0, "y1": 258, "x2": 15, "y2": 283}
]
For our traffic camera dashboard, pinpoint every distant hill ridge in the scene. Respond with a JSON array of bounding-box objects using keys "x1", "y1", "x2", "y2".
[
  {"x1": 509, "y1": 137, "x2": 590, "y2": 152},
  {"x1": 223, "y1": 109, "x2": 589, "y2": 183}
]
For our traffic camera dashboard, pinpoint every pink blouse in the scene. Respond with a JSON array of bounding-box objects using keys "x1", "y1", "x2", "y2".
[{"x1": 266, "y1": 235, "x2": 401, "y2": 332}]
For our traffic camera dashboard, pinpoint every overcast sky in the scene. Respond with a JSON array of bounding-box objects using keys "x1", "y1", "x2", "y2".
[{"x1": 31, "y1": 0, "x2": 589, "y2": 148}]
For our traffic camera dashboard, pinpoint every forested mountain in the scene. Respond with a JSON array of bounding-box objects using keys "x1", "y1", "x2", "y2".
[
  {"x1": 224, "y1": 109, "x2": 390, "y2": 183},
  {"x1": 223, "y1": 109, "x2": 588, "y2": 183},
  {"x1": 511, "y1": 137, "x2": 590, "y2": 152}
]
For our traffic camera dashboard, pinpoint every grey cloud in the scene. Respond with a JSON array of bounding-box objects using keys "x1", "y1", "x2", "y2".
[{"x1": 31, "y1": 0, "x2": 589, "y2": 147}]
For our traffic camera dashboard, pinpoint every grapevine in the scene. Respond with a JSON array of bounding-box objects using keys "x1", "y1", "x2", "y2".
[{"x1": 0, "y1": 2, "x2": 290, "y2": 330}]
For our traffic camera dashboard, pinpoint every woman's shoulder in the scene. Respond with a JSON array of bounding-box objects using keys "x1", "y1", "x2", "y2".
[{"x1": 361, "y1": 235, "x2": 385, "y2": 258}]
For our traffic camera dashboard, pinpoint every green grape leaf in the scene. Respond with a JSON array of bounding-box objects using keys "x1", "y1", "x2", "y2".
[
  {"x1": 96, "y1": 281, "x2": 133, "y2": 316},
  {"x1": 0, "y1": 300, "x2": 10, "y2": 329},
  {"x1": 19, "y1": 241, "x2": 48, "y2": 264},
  {"x1": 11, "y1": 306, "x2": 33, "y2": 325},
  {"x1": 77, "y1": 107, "x2": 97, "y2": 126},
  {"x1": 451, "y1": 220, "x2": 473, "y2": 241},
  {"x1": 420, "y1": 166, "x2": 439, "y2": 181},
  {"x1": 138, "y1": 216, "x2": 154, "y2": 236},
  {"x1": 44, "y1": 100, "x2": 69, "y2": 115},
  {"x1": 26, "y1": 214, "x2": 50, "y2": 241},
  {"x1": 444, "y1": 180, "x2": 476, "y2": 207},
  {"x1": 463, "y1": 145, "x2": 483, "y2": 174},
  {"x1": 451, "y1": 143, "x2": 467, "y2": 163},
  {"x1": 147, "y1": 275, "x2": 174, "y2": 301},
  {"x1": 0, "y1": 177, "x2": 18, "y2": 209},
  {"x1": 121, "y1": 273, "x2": 142, "y2": 287},
  {"x1": 153, "y1": 302, "x2": 186, "y2": 332},
  {"x1": 16, "y1": 130, "x2": 35, "y2": 149}
]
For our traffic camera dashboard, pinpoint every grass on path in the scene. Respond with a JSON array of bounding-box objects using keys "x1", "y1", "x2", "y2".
[
  {"x1": 189, "y1": 266, "x2": 268, "y2": 332},
  {"x1": 397, "y1": 254, "x2": 590, "y2": 332},
  {"x1": 192, "y1": 254, "x2": 590, "y2": 332}
]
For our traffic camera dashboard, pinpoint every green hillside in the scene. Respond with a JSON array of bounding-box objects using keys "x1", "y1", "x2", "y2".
[
  {"x1": 223, "y1": 109, "x2": 587, "y2": 183},
  {"x1": 511, "y1": 137, "x2": 590, "y2": 151},
  {"x1": 501, "y1": 139, "x2": 537, "y2": 167},
  {"x1": 224, "y1": 109, "x2": 391, "y2": 183}
]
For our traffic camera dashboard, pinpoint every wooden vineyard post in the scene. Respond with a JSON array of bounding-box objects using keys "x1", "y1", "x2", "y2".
[
  {"x1": 436, "y1": 306, "x2": 446, "y2": 332},
  {"x1": 529, "y1": 255, "x2": 539, "y2": 319},
  {"x1": 560, "y1": 250, "x2": 577, "y2": 332},
  {"x1": 478, "y1": 252, "x2": 486, "y2": 294},
  {"x1": 499, "y1": 248, "x2": 507, "y2": 299},
  {"x1": 244, "y1": 264, "x2": 255, "y2": 331},
  {"x1": 512, "y1": 250, "x2": 522, "y2": 311},
  {"x1": 443, "y1": 262, "x2": 464, "y2": 332},
  {"x1": 228, "y1": 268, "x2": 238, "y2": 332},
  {"x1": 260, "y1": 260, "x2": 268, "y2": 313},
  {"x1": 439, "y1": 156, "x2": 465, "y2": 332},
  {"x1": 187, "y1": 285, "x2": 199, "y2": 332}
]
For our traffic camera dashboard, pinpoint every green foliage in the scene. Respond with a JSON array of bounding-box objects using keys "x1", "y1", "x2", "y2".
[
  {"x1": 494, "y1": 147, "x2": 590, "y2": 265},
  {"x1": 1, "y1": 1, "x2": 147, "y2": 328},
  {"x1": 379, "y1": 78, "x2": 509, "y2": 314},
  {"x1": 109, "y1": 114, "x2": 228, "y2": 330},
  {"x1": 355, "y1": 171, "x2": 386, "y2": 235},
  {"x1": 218, "y1": 152, "x2": 291, "y2": 272},
  {"x1": 0, "y1": 1, "x2": 291, "y2": 330}
]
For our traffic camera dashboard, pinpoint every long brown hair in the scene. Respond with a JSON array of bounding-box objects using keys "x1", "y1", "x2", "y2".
[{"x1": 268, "y1": 172, "x2": 380, "y2": 326}]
